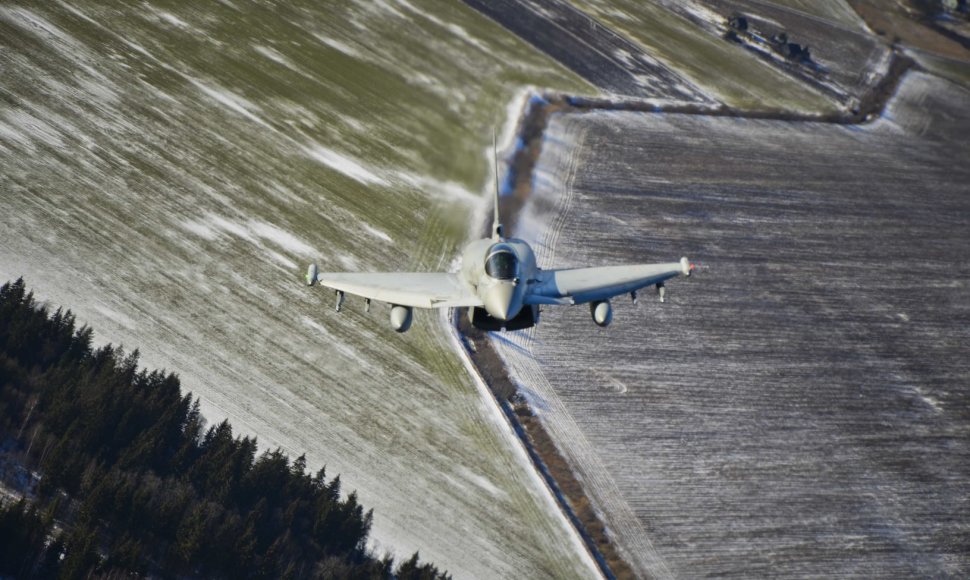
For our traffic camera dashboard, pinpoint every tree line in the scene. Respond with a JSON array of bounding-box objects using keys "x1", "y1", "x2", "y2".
[{"x1": 0, "y1": 278, "x2": 448, "y2": 579}]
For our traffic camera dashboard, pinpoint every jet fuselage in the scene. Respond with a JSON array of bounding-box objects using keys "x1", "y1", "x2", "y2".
[{"x1": 460, "y1": 236, "x2": 536, "y2": 322}]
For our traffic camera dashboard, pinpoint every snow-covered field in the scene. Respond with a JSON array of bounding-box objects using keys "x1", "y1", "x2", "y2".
[
  {"x1": 8, "y1": 0, "x2": 968, "y2": 575},
  {"x1": 493, "y1": 72, "x2": 970, "y2": 577},
  {"x1": 0, "y1": 1, "x2": 602, "y2": 577},
  {"x1": 680, "y1": 0, "x2": 892, "y2": 106},
  {"x1": 569, "y1": 0, "x2": 839, "y2": 110}
]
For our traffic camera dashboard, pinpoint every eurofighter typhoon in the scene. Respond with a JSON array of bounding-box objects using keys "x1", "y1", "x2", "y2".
[{"x1": 306, "y1": 163, "x2": 694, "y2": 333}]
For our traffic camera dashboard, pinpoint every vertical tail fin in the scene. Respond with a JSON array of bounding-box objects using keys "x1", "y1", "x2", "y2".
[{"x1": 492, "y1": 130, "x2": 504, "y2": 240}]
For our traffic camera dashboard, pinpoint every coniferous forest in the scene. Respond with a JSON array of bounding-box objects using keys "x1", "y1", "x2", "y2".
[{"x1": 0, "y1": 279, "x2": 449, "y2": 579}]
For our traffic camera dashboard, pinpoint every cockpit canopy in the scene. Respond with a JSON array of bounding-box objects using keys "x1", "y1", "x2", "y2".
[{"x1": 485, "y1": 246, "x2": 518, "y2": 281}]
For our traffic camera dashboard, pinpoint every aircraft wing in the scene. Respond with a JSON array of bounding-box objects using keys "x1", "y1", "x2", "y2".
[
  {"x1": 313, "y1": 271, "x2": 483, "y2": 309},
  {"x1": 526, "y1": 257, "x2": 692, "y2": 305}
]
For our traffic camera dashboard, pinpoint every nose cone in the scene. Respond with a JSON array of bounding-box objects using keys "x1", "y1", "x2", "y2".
[{"x1": 484, "y1": 282, "x2": 516, "y2": 321}]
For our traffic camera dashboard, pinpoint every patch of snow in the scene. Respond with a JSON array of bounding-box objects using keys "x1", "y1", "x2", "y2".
[
  {"x1": 304, "y1": 143, "x2": 388, "y2": 186},
  {"x1": 915, "y1": 387, "x2": 943, "y2": 414},
  {"x1": 1, "y1": 109, "x2": 65, "y2": 150},
  {"x1": 299, "y1": 315, "x2": 365, "y2": 363},
  {"x1": 614, "y1": 48, "x2": 634, "y2": 67},
  {"x1": 94, "y1": 303, "x2": 137, "y2": 331},
  {"x1": 360, "y1": 223, "x2": 393, "y2": 244},
  {"x1": 337, "y1": 253, "x2": 359, "y2": 269},
  {"x1": 457, "y1": 465, "x2": 507, "y2": 499},
  {"x1": 0, "y1": 116, "x2": 34, "y2": 152},
  {"x1": 181, "y1": 215, "x2": 316, "y2": 259},
  {"x1": 190, "y1": 79, "x2": 273, "y2": 130},
  {"x1": 394, "y1": 171, "x2": 480, "y2": 205},
  {"x1": 0, "y1": 6, "x2": 83, "y2": 52},
  {"x1": 206, "y1": 213, "x2": 257, "y2": 243},
  {"x1": 56, "y1": 1, "x2": 101, "y2": 29},
  {"x1": 441, "y1": 309, "x2": 602, "y2": 578},
  {"x1": 313, "y1": 33, "x2": 364, "y2": 59},
  {"x1": 249, "y1": 220, "x2": 316, "y2": 256},
  {"x1": 158, "y1": 11, "x2": 190, "y2": 29},
  {"x1": 253, "y1": 45, "x2": 299, "y2": 72},
  {"x1": 264, "y1": 249, "x2": 297, "y2": 270},
  {"x1": 396, "y1": 0, "x2": 489, "y2": 52},
  {"x1": 179, "y1": 218, "x2": 220, "y2": 241}
]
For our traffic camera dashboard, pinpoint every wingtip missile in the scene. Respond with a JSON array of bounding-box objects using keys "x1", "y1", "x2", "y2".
[{"x1": 680, "y1": 257, "x2": 693, "y2": 277}]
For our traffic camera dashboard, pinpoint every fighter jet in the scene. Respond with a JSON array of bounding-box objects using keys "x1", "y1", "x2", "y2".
[{"x1": 306, "y1": 162, "x2": 694, "y2": 333}]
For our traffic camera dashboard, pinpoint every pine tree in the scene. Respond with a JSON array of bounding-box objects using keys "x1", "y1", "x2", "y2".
[
  {"x1": 0, "y1": 279, "x2": 451, "y2": 579},
  {"x1": 59, "y1": 526, "x2": 102, "y2": 580},
  {"x1": 0, "y1": 499, "x2": 53, "y2": 577}
]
